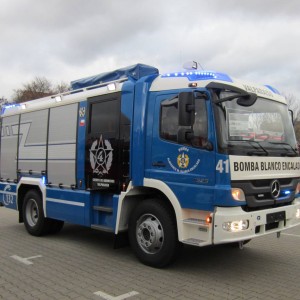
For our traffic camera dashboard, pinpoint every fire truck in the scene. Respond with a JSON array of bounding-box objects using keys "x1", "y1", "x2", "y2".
[{"x1": 1, "y1": 64, "x2": 300, "y2": 267}]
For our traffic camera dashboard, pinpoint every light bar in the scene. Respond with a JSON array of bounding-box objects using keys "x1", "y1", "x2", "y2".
[
  {"x1": 1, "y1": 103, "x2": 26, "y2": 114},
  {"x1": 264, "y1": 85, "x2": 280, "y2": 95},
  {"x1": 161, "y1": 71, "x2": 232, "y2": 82}
]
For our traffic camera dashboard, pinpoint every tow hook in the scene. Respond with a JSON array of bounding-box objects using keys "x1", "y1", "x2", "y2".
[
  {"x1": 238, "y1": 241, "x2": 244, "y2": 250},
  {"x1": 277, "y1": 232, "x2": 281, "y2": 239}
]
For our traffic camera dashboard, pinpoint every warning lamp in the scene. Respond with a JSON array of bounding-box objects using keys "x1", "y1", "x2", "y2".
[{"x1": 206, "y1": 215, "x2": 212, "y2": 224}]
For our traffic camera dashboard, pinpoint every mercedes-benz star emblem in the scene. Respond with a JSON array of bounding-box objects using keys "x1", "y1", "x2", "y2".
[{"x1": 270, "y1": 180, "x2": 280, "y2": 199}]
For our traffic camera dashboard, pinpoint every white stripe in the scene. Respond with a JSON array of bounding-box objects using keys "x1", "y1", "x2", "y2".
[
  {"x1": 94, "y1": 291, "x2": 139, "y2": 300},
  {"x1": 10, "y1": 255, "x2": 42, "y2": 265},
  {"x1": 0, "y1": 191, "x2": 16, "y2": 196},
  {"x1": 282, "y1": 233, "x2": 300, "y2": 238},
  {"x1": 47, "y1": 198, "x2": 85, "y2": 207}
]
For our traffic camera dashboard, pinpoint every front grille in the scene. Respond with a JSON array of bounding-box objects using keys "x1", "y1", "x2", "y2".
[{"x1": 232, "y1": 178, "x2": 298, "y2": 209}]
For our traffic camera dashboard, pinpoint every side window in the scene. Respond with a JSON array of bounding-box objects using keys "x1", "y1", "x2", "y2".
[
  {"x1": 160, "y1": 96, "x2": 208, "y2": 148},
  {"x1": 193, "y1": 100, "x2": 208, "y2": 147},
  {"x1": 160, "y1": 98, "x2": 178, "y2": 142},
  {"x1": 90, "y1": 100, "x2": 119, "y2": 134}
]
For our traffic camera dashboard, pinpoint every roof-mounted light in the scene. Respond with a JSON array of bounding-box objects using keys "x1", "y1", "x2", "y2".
[
  {"x1": 161, "y1": 71, "x2": 232, "y2": 83},
  {"x1": 55, "y1": 96, "x2": 62, "y2": 102},
  {"x1": 107, "y1": 83, "x2": 116, "y2": 91}
]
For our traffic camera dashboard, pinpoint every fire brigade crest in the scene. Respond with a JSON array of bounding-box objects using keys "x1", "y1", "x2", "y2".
[
  {"x1": 177, "y1": 153, "x2": 189, "y2": 169},
  {"x1": 90, "y1": 135, "x2": 113, "y2": 175},
  {"x1": 167, "y1": 147, "x2": 200, "y2": 173}
]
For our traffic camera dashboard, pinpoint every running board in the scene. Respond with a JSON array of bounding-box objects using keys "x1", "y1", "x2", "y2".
[
  {"x1": 91, "y1": 224, "x2": 114, "y2": 233},
  {"x1": 93, "y1": 206, "x2": 113, "y2": 213}
]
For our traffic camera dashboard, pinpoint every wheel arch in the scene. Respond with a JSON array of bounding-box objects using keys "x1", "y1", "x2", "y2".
[
  {"x1": 17, "y1": 177, "x2": 47, "y2": 222},
  {"x1": 116, "y1": 178, "x2": 183, "y2": 240}
]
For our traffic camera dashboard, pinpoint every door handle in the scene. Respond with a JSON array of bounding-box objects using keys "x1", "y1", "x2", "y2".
[{"x1": 152, "y1": 161, "x2": 166, "y2": 167}]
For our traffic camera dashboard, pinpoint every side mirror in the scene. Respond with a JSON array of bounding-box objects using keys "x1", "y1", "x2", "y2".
[
  {"x1": 178, "y1": 92, "x2": 195, "y2": 126},
  {"x1": 236, "y1": 92, "x2": 257, "y2": 107}
]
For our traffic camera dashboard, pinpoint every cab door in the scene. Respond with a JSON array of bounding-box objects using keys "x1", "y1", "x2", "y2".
[{"x1": 146, "y1": 91, "x2": 216, "y2": 211}]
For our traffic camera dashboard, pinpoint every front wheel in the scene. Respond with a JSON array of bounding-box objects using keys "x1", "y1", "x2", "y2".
[{"x1": 129, "y1": 199, "x2": 180, "y2": 268}]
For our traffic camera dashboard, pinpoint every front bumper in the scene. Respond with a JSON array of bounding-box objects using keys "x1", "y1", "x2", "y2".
[{"x1": 213, "y1": 199, "x2": 300, "y2": 244}]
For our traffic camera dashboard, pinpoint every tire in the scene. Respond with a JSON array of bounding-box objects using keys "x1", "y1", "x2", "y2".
[
  {"x1": 129, "y1": 199, "x2": 180, "y2": 268},
  {"x1": 23, "y1": 190, "x2": 52, "y2": 236}
]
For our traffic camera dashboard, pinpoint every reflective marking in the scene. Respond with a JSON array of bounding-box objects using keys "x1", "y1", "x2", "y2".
[
  {"x1": 0, "y1": 191, "x2": 16, "y2": 196},
  {"x1": 282, "y1": 233, "x2": 300, "y2": 238},
  {"x1": 94, "y1": 290, "x2": 139, "y2": 300},
  {"x1": 47, "y1": 198, "x2": 85, "y2": 207},
  {"x1": 10, "y1": 255, "x2": 42, "y2": 265}
]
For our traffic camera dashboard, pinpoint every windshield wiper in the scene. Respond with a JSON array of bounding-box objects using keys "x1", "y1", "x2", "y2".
[
  {"x1": 268, "y1": 142, "x2": 298, "y2": 157},
  {"x1": 229, "y1": 140, "x2": 269, "y2": 156},
  {"x1": 247, "y1": 140, "x2": 269, "y2": 156}
]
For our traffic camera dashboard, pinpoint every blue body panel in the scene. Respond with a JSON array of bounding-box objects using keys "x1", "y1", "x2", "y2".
[
  {"x1": 77, "y1": 101, "x2": 87, "y2": 190},
  {"x1": 131, "y1": 75, "x2": 158, "y2": 186},
  {"x1": 46, "y1": 188, "x2": 118, "y2": 229},
  {"x1": 46, "y1": 188, "x2": 90, "y2": 226},
  {"x1": 0, "y1": 183, "x2": 17, "y2": 209}
]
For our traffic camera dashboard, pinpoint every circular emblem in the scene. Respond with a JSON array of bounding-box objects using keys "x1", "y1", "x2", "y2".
[
  {"x1": 270, "y1": 180, "x2": 280, "y2": 199},
  {"x1": 177, "y1": 153, "x2": 189, "y2": 169}
]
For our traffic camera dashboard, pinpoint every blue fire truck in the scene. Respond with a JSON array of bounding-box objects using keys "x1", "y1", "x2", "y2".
[{"x1": 1, "y1": 64, "x2": 300, "y2": 267}]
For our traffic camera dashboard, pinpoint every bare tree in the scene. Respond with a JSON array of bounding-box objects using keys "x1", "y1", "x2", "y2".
[
  {"x1": 12, "y1": 77, "x2": 69, "y2": 103},
  {"x1": 283, "y1": 93, "x2": 300, "y2": 144},
  {"x1": 0, "y1": 96, "x2": 8, "y2": 112}
]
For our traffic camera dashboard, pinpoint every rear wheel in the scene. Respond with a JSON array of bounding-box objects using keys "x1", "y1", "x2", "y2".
[
  {"x1": 129, "y1": 199, "x2": 180, "y2": 268},
  {"x1": 23, "y1": 190, "x2": 64, "y2": 236}
]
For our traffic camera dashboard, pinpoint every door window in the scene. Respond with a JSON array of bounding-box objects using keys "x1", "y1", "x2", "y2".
[{"x1": 160, "y1": 96, "x2": 208, "y2": 148}]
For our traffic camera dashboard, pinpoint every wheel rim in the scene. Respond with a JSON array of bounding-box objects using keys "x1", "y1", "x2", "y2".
[
  {"x1": 25, "y1": 198, "x2": 39, "y2": 227},
  {"x1": 136, "y1": 214, "x2": 164, "y2": 254}
]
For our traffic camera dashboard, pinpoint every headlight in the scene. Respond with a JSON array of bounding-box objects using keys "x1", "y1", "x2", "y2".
[
  {"x1": 231, "y1": 188, "x2": 246, "y2": 201},
  {"x1": 223, "y1": 220, "x2": 249, "y2": 232}
]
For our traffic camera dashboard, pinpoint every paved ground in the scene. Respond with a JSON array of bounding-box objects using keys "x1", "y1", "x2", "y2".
[{"x1": 1, "y1": 207, "x2": 300, "y2": 300}]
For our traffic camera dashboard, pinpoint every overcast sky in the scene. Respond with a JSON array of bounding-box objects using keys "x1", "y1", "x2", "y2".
[{"x1": 1, "y1": 0, "x2": 300, "y2": 101}]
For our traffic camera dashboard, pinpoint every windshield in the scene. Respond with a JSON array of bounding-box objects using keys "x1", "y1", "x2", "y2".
[{"x1": 215, "y1": 91, "x2": 298, "y2": 156}]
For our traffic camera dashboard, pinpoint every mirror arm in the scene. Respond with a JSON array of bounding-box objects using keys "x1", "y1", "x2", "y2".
[
  {"x1": 186, "y1": 104, "x2": 195, "y2": 112},
  {"x1": 214, "y1": 93, "x2": 250, "y2": 104}
]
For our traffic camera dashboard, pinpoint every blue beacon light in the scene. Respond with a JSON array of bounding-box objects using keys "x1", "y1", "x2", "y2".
[{"x1": 161, "y1": 71, "x2": 233, "y2": 83}]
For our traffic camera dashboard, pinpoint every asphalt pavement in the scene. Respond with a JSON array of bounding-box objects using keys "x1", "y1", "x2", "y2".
[{"x1": 1, "y1": 207, "x2": 300, "y2": 300}]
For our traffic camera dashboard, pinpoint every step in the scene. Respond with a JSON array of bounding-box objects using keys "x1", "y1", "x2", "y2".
[
  {"x1": 183, "y1": 218, "x2": 209, "y2": 227},
  {"x1": 93, "y1": 206, "x2": 113, "y2": 213},
  {"x1": 182, "y1": 238, "x2": 206, "y2": 246},
  {"x1": 91, "y1": 224, "x2": 114, "y2": 233}
]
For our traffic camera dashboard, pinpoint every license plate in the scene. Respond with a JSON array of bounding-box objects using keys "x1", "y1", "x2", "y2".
[{"x1": 266, "y1": 211, "x2": 286, "y2": 224}]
